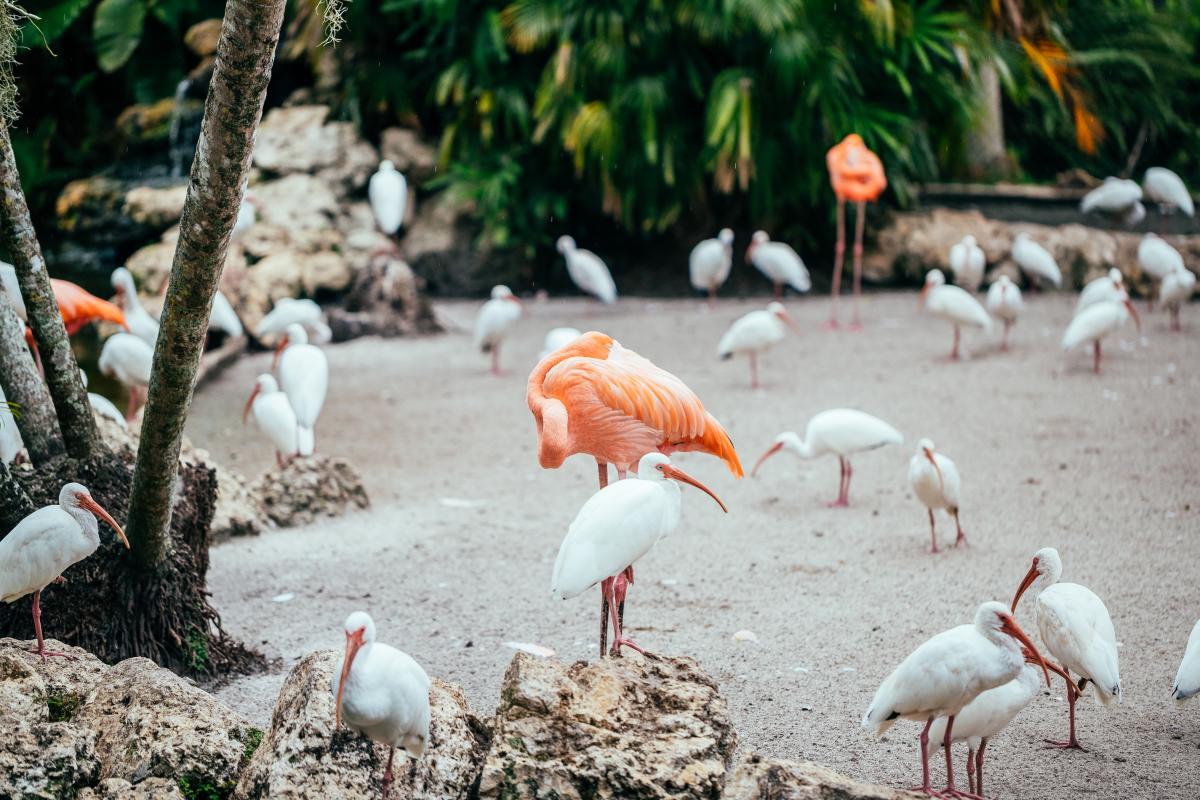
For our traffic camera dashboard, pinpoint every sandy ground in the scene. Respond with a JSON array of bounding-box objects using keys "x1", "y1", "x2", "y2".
[{"x1": 190, "y1": 292, "x2": 1200, "y2": 799}]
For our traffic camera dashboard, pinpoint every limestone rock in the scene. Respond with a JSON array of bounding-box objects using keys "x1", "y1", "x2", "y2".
[
  {"x1": 478, "y1": 652, "x2": 737, "y2": 800},
  {"x1": 327, "y1": 254, "x2": 441, "y2": 340},
  {"x1": 722, "y1": 753, "x2": 920, "y2": 800},
  {"x1": 114, "y1": 99, "x2": 180, "y2": 146},
  {"x1": 253, "y1": 455, "x2": 370, "y2": 528},
  {"x1": 79, "y1": 777, "x2": 186, "y2": 799},
  {"x1": 252, "y1": 173, "x2": 341, "y2": 231},
  {"x1": 122, "y1": 185, "x2": 187, "y2": 230},
  {"x1": 124, "y1": 238, "x2": 176, "y2": 294},
  {"x1": 253, "y1": 105, "x2": 378, "y2": 196},
  {"x1": 0, "y1": 650, "x2": 49, "y2": 724},
  {"x1": 184, "y1": 19, "x2": 223, "y2": 57},
  {"x1": 180, "y1": 444, "x2": 270, "y2": 541},
  {"x1": 0, "y1": 638, "x2": 109, "y2": 722},
  {"x1": 0, "y1": 720, "x2": 100, "y2": 799},
  {"x1": 380, "y1": 127, "x2": 439, "y2": 183},
  {"x1": 235, "y1": 650, "x2": 489, "y2": 800}
]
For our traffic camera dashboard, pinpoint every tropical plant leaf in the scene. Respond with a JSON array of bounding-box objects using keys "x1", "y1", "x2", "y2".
[
  {"x1": 93, "y1": 0, "x2": 148, "y2": 73},
  {"x1": 21, "y1": 0, "x2": 94, "y2": 47}
]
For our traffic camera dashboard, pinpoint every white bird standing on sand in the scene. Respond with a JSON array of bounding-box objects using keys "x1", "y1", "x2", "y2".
[
  {"x1": 332, "y1": 612, "x2": 430, "y2": 799},
  {"x1": 1159, "y1": 265, "x2": 1196, "y2": 332},
  {"x1": 985, "y1": 275, "x2": 1023, "y2": 351},
  {"x1": 949, "y1": 235, "x2": 985, "y2": 292},
  {"x1": 473, "y1": 285, "x2": 523, "y2": 375},
  {"x1": 0, "y1": 483, "x2": 128, "y2": 660},
  {"x1": 1011, "y1": 233, "x2": 1063, "y2": 289},
  {"x1": 243, "y1": 374, "x2": 303, "y2": 465},
  {"x1": 556, "y1": 236, "x2": 617, "y2": 304},
  {"x1": 907, "y1": 438, "x2": 966, "y2": 553},
  {"x1": 1144, "y1": 167, "x2": 1194, "y2": 219},
  {"x1": 277, "y1": 323, "x2": 327, "y2": 456},
  {"x1": 369, "y1": 160, "x2": 409, "y2": 236},
  {"x1": 209, "y1": 290, "x2": 243, "y2": 338},
  {"x1": 99, "y1": 332, "x2": 153, "y2": 422},
  {"x1": 689, "y1": 228, "x2": 735, "y2": 307},
  {"x1": 78, "y1": 370, "x2": 127, "y2": 430},
  {"x1": 1011, "y1": 547, "x2": 1122, "y2": 750},
  {"x1": 1173, "y1": 620, "x2": 1200, "y2": 703},
  {"x1": 716, "y1": 302, "x2": 798, "y2": 389},
  {"x1": 862, "y1": 602, "x2": 1050, "y2": 798},
  {"x1": 1076, "y1": 268, "x2": 1124, "y2": 316},
  {"x1": 551, "y1": 452, "x2": 727, "y2": 655},
  {"x1": 0, "y1": 383, "x2": 23, "y2": 464},
  {"x1": 1138, "y1": 233, "x2": 1185, "y2": 309},
  {"x1": 1061, "y1": 289, "x2": 1140, "y2": 374},
  {"x1": 1080, "y1": 177, "x2": 1144, "y2": 225},
  {"x1": 110, "y1": 268, "x2": 159, "y2": 346},
  {"x1": 255, "y1": 297, "x2": 332, "y2": 344},
  {"x1": 920, "y1": 270, "x2": 991, "y2": 360},
  {"x1": 746, "y1": 231, "x2": 811, "y2": 301},
  {"x1": 1, "y1": 260, "x2": 27, "y2": 320},
  {"x1": 538, "y1": 327, "x2": 580, "y2": 360},
  {"x1": 752, "y1": 409, "x2": 902, "y2": 507}
]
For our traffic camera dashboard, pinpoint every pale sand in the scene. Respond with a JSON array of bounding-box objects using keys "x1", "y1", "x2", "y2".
[{"x1": 192, "y1": 293, "x2": 1200, "y2": 799}]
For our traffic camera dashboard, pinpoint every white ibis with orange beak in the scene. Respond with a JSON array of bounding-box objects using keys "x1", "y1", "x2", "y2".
[
  {"x1": 551, "y1": 452, "x2": 727, "y2": 656},
  {"x1": 1143, "y1": 167, "x2": 1194, "y2": 219},
  {"x1": 332, "y1": 611, "x2": 431, "y2": 799},
  {"x1": 746, "y1": 231, "x2": 811, "y2": 300},
  {"x1": 277, "y1": 324, "x2": 327, "y2": 456},
  {"x1": 1011, "y1": 233, "x2": 1063, "y2": 289},
  {"x1": 473, "y1": 285, "x2": 523, "y2": 375},
  {"x1": 538, "y1": 327, "x2": 581, "y2": 360},
  {"x1": 985, "y1": 275, "x2": 1023, "y2": 351},
  {"x1": 949, "y1": 235, "x2": 985, "y2": 292},
  {"x1": 556, "y1": 236, "x2": 617, "y2": 304},
  {"x1": 255, "y1": 298, "x2": 332, "y2": 344},
  {"x1": 753, "y1": 409, "x2": 902, "y2": 507},
  {"x1": 244, "y1": 374, "x2": 303, "y2": 465},
  {"x1": 110, "y1": 268, "x2": 159, "y2": 346},
  {"x1": 0, "y1": 483, "x2": 128, "y2": 660},
  {"x1": 1174, "y1": 620, "x2": 1200, "y2": 703},
  {"x1": 1011, "y1": 547, "x2": 1122, "y2": 750},
  {"x1": 716, "y1": 302, "x2": 799, "y2": 389},
  {"x1": 689, "y1": 228, "x2": 734, "y2": 307},
  {"x1": 1081, "y1": 177, "x2": 1144, "y2": 225},
  {"x1": 862, "y1": 602, "x2": 1051, "y2": 798},
  {"x1": 99, "y1": 332, "x2": 153, "y2": 422},
  {"x1": 1076, "y1": 268, "x2": 1124, "y2": 316},
  {"x1": 920, "y1": 270, "x2": 991, "y2": 360},
  {"x1": 369, "y1": 160, "x2": 409, "y2": 236},
  {"x1": 1159, "y1": 265, "x2": 1196, "y2": 332},
  {"x1": 1061, "y1": 290, "x2": 1140, "y2": 374},
  {"x1": 907, "y1": 438, "x2": 966, "y2": 553}
]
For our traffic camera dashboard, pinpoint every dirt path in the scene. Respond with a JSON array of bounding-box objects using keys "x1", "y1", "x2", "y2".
[{"x1": 191, "y1": 293, "x2": 1200, "y2": 799}]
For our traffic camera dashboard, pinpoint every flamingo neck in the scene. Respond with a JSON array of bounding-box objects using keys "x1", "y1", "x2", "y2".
[{"x1": 537, "y1": 399, "x2": 569, "y2": 469}]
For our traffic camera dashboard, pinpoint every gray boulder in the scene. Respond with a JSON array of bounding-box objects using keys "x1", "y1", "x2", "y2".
[{"x1": 253, "y1": 455, "x2": 370, "y2": 528}]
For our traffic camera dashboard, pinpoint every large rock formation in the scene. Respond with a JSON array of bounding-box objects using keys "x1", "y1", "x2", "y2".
[
  {"x1": 723, "y1": 753, "x2": 920, "y2": 800},
  {"x1": 252, "y1": 455, "x2": 371, "y2": 528}
]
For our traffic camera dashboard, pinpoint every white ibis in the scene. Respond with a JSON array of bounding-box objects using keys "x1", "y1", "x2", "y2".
[
  {"x1": 753, "y1": 409, "x2": 902, "y2": 507},
  {"x1": 98, "y1": 332, "x2": 153, "y2": 422},
  {"x1": 277, "y1": 324, "x2": 327, "y2": 456},
  {"x1": 1011, "y1": 233, "x2": 1063, "y2": 289},
  {"x1": 0, "y1": 483, "x2": 128, "y2": 660},
  {"x1": 110, "y1": 267, "x2": 160, "y2": 346},
  {"x1": 746, "y1": 231, "x2": 811, "y2": 301},
  {"x1": 244, "y1": 374, "x2": 303, "y2": 465},
  {"x1": 551, "y1": 452, "x2": 727, "y2": 655},
  {"x1": 716, "y1": 302, "x2": 798, "y2": 389},
  {"x1": 907, "y1": 438, "x2": 966, "y2": 553},
  {"x1": 689, "y1": 228, "x2": 734, "y2": 307},
  {"x1": 949, "y1": 235, "x2": 985, "y2": 292},
  {"x1": 0, "y1": 260, "x2": 25, "y2": 320},
  {"x1": 862, "y1": 602, "x2": 1050, "y2": 797},
  {"x1": 209, "y1": 290, "x2": 244, "y2": 338},
  {"x1": 985, "y1": 275, "x2": 1023, "y2": 351},
  {"x1": 255, "y1": 297, "x2": 332, "y2": 344},
  {"x1": 1080, "y1": 177, "x2": 1144, "y2": 225},
  {"x1": 1061, "y1": 290, "x2": 1139, "y2": 374},
  {"x1": 369, "y1": 160, "x2": 409, "y2": 236},
  {"x1": 473, "y1": 285, "x2": 523, "y2": 375},
  {"x1": 538, "y1": 327, "x2": 581, "y2": 360},
  {"x1": 1011, "y1": 547, "x2": 1122, "y2": 749},
  {"x1": 1159, "y1": 265, "x2": 1196, "y2": 332},
  {"x1": 1143, "y1": 167, "x2": 1194, "y2": 219},
  {"x1": 1174, "y1": 620, "x2": 1200, "y2": 703},
  {"x1": 556, "y1": 236, "x2": 617, "y2": 304},
  {"x1": 1076, "y1": 268, "x2": 1124, "y2": 316},
  {"x1": 0, "y1": 383, "x2": 23, "y2": 464},
  {"x1": 78, "y1": 369, "x2": 128, "y2": 430},
  {"x1": 1138, "y1": 233, "x2": 1185, "y2": 309},
  {"x1": 332, "y1": 611, "x2": 431, "y2": 799},
  {"x1": 920, "y1": 270, "x2": 991, "y2": 360},
  {"x1": 232, "y1": 191, "x2": 257, "y2": 242}
]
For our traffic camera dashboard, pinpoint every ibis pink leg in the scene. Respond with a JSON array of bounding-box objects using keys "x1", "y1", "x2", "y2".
[
  {"x1": 907, "y1": 717, "x2": 940, "y2": 796},
  {"x1": 1001, "y1": 320, "x2": 1011, "y2": 351},
  {"x1": 928, "y1": 509, "x2": 939, "y2": 554},
  {"x1": 773, "y1": 281, "x2": 782, "y2": 301},
  {"x1": 708, "y1": 284, "x2": 717, "y2": 310},
  {"x1": 30, "y1": 590, "x2": 73, "y2": 661},
  {"x1": 749, "y1": 352, "x2": 759, "y2": 390},
  {"x1": 827, "y1": 456, "x2": 849, "y2": 507},
  {"x1": 596, "y1": 460, "x2": 610, "y2": 655},
  {"x1": 1093, "y1": 341, "x2": 1102, "y2": 374},
  {"x1": 849, "y1": 200, "x2": 865, "y2": 330},
  {"x1": 965, "y1": 747, "x2": 976, "y2": 796},
  {"x1": 825, "y1": 197, "x2": 846, "y2": 329},
  {"x1": 1046, "y1": 667, "x2": 1087, "y2": 750},
  {"x1": 381, "y1": 745, "x2": 395, "y2": 799},
  {"x1": 975, "y1": 738, "x2": 988, "y2": 798},
  {"x1": 605, "y1": 575, "x2": 646, "y2": 657},
  {"x1": 940, "y1": 715, "x2": 982, "y2": 799},
  {"x1": 490, "y1": 346, "x2": 501, "y2": 376},
  {"x1": 949, "y1": 326, "x2": 961, "y2": 360},
  {"x1": 615, "y1": 564, "x2": 634, "y2": 640},
  {"x1": 952, "y1": 510, "x2": 967, "y2": 548},
  {"x1": 1170, "y1": 306, "x2": 1180, "y2": 332}
]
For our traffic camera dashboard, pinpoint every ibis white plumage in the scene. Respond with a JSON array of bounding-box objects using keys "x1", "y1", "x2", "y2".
[
  {"x1": 1080, "y1": 177, "x2": 1144, "y2": 225},
  {"x1": 746, "y1": 231, "x2": 811, "y2": 300},
  {"x1": 538, "y1": 327, "x2": 581, "y2": 360},
  {"x1": 332, "y1": 611, "x2": 431, "y2": 799},
  {"x1": 862, "y1": 602, "x2": 1050, "y2": 797},
  {"x1": 752, "y1": 409, "x2": 902, "y2": 507},
  {"x1": 369, "y1": 160, "x2": 409, "y2": 236},
  {"x1": 1011, "y1": 547, "x2": 1122, "y2": 750},
  {"x1": 551, "y1": 452, "x2": 727, "y2": 655},
  {"x1": 1143, "y1": 167, "x2": 1194, "y2": 218},
  {"x1": 208, "y1": 290, "x2": 243, "y2": 338},
  {"x1": 0, "y1": 383, "x2": 23, "y2": 464},
  {"x1": 232, "y1": 192, "x2": 257, "y2": 242},
  {"x1": 99, "y1": 332, "x2": 153, "y2": 421},
  {"x1": 907, "y1": 438, "x2": 966, "y2": 553},
  {"x1": 0, "y1": 483, "x2": 128, "y2": 660},
  {"x1": 948, "y1": 235, "x2": 985, "y2": 292},
  {"x1": 689, "y1": 228, "x2": 734, "y2": 307},
  {"x1": 255, "y1": 297, "x2": 332, "y2": 344},
  {"x1": 110, "y1": 267, "x2": 159, "y2": 346},
  {"x1": 1173, "y1": 620, "x2": 1200, "y2": 703},
  {"x1": 473, "y1": 285, "x2": 523, "y2": 375},
  {"x1": 243, "y1": 373, "x2": 303, "y2": 465},
  {"x1": 78, "y1": 370, "x2": 127, "y2": 430},
  {"x1": 1, "y1": 260, "x2": 26, "y2": 320},
  {"x1": 1011, "y1": 233, "x2": 1063, "y2": 289},
  {"x1": 985, "y1": 275, "x2": 1023, "y2": 351},
  {"x1": 1159, "y1": 265, "x2": 1196, "y2": 332},
  {"x1": 1138, "y1": 233, "x2": 1185, "y2": 309},
  {"x1": 920, "y1": 270, "x2": 991, "y2": 360},
  {"x1": 556, "y1": 236, "x2": 617, "y2": 304},
  {"x1": 716, "y1": 302, "x2": 798, "y2": 389},
  {"x1": 1076, "y1": 268, "x2": 1124, "y2": 316},
  {"x1": 1061, "y1": 289, "x2": 1139, "y2": 374},
  {"x1": 277, "y1": 323, "x2": 327, "y2": 456}
]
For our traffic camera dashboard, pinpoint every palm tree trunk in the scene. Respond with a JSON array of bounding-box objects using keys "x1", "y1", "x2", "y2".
[
  {"x1": 0, "y1": 459, "x2": 34, "y2": 532},
  {"x1": 0, "y1": 298, "x2": 64, "y2": 464},
  {"x1": 0, "y1": 126, "x2": 101, "y2": 459},
  {"x1": 124, "y1": 0, "x2": 287, "y2": 571},
  {"x1": 964, "y1": 61, "x2": 1008, "y2": 180}
]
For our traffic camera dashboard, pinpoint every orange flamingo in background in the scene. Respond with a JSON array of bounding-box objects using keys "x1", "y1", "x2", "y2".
[
  {"x1": 52, "y1": 280, "x2": 126, "y2": 335},
  {"x1": 527, "y1": 330, "x2": 743, "y2": 653},
  {"x1": 826, "y1": 134, "x2": 887, "y2": 330}
]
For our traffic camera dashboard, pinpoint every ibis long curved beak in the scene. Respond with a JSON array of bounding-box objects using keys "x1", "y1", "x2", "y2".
[
  {"x1": 242, "y1": 384, "x2": 261, "y2": 426},
  {"x1": 1023, "y1": 645, "x2": 1070, "y2": 685},
  {"x1": 776, "y1": 310, "x2": 800, "y2": 333},
  {"x1": 335, "y1": 630, "x2": 365, "y2": 729},
  {"x1": 1124, "y1": 299, "x2": 1141, "y2": 334},
  {"x1": 272, "y1": 336, "x2": 289, "y2": 371},
  {"x1": 919, "y1": 284, "x2": 930, "y2": 308},
  {"x1": 78, "y1": 494, "x2": 129, "y2": 549},
  {"x1": 751, "y1": 442, "x2": 783, "y2": 477},
  {"x1": 507, "y1": 295, "x2": 524, "y2": 308},
  {"x1": 1001, "y1": 614, "x2": 1051, "y2": 688},
  {"x1": 662, "y1": 464, "x2": 727, "y2": 513},
  {"x1": 923, "y1": 447, "x2": 944, "y2": 494},
  {"x1": 1011, "y1": 561, "x2": 1040, "y2": 613}
]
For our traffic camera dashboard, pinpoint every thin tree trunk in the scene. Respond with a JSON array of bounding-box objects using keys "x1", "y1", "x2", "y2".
[
  {"x1": 125, "y1": 0, "x2": 287, "y2": 571},
  {"x1": 0, "y1": 298, "x2": 64, "y2": 463},
  {"x1": 0, "y1": 127, "x2": 101, "y2": 459},
  {"x1": 0, "y1": 459, "x2": 34, "y2": 532},
  {"x1": 964, "y1": 61, "x2": 1008, "y2": 180}
]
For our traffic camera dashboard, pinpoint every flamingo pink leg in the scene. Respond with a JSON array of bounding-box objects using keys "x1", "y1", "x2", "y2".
[
  {"x1": 30, "y1": 590, "x2": 73, "y2": 661},
  {"x1": 849, "y1": 200, "x2": 866, "y2": 330},
  {"x1": 597, "y1": 460, "x2": 611, "y2": 655},
  {"x1": 1046, "y1": 667, "x2": 1087, "y2": 750},
  {"x1": 928, "y1": 509, "x2": 939, "y2": 554},
  {"x1": 826, "y1": 197, "x2": 846, "y2": 329}
]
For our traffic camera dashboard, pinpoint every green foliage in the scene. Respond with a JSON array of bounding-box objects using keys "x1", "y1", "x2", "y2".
[
  {"x1": 46, "y1": 691, "x2": 82, "y2": 721},
  {"x1": 185, "y1": 624, "x2": 208, "y2": 672},
  {"x1": 93, "y1": 0, "x2": 148, "y2": 73},
  {"x1": 177, "y1": 773, "x2": 235, "y2": 800},
  {"x1": 240, "y1": 727, "x2": 264, "y2": 765}
]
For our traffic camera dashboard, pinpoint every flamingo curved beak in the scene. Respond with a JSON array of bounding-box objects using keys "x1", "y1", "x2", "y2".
[
  {"x1": 662, "y1": 464, "x2": 727, "y2": 512},
  {"x1": 272, "y1": 336, "x2": 289, "y2": 371},
  {"x1": 1011, "y1": 559, "x2": 1040, "y2": 613},
  {"x1": 751, "y1": 442, "x2": 784, "y2": 477},
  {"x1": 242, "y1": 384, "x2": 261, "y2": 425},
  {"x1": 1001, "y1": 613, "x2": 1051, "y2": 688},
  {"x1": 1124, "y1": 299, "x2": 1141, "y2": 334},
  {"x1": 78, "y1": 494, "x2": 129, "y2": 549},
  {"x1": 923, "y1": 447, "x2": 944, "y2": 493},
  {"x1": 335, "y1": 628, "x2": 366, "y2": 729}
]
